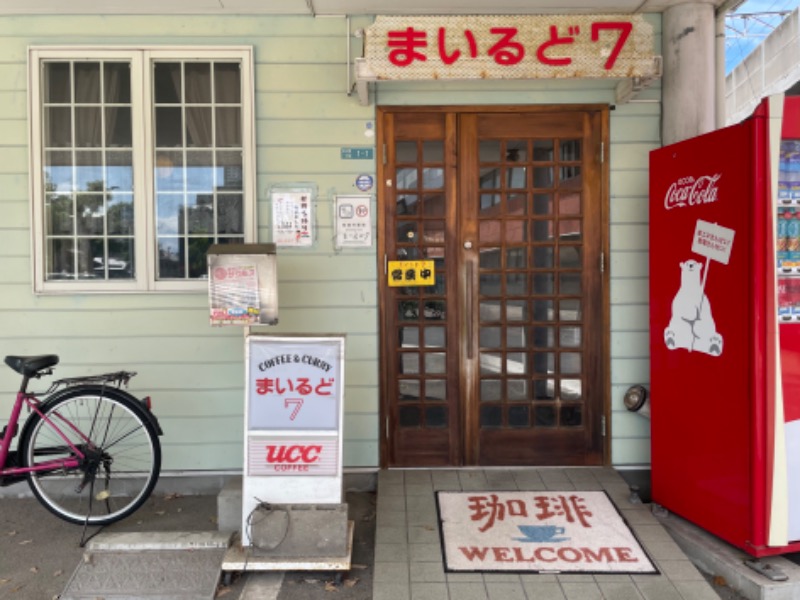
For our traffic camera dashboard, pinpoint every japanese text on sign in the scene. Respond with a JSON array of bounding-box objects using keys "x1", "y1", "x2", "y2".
[
  {"x1": 691, "y1": 220, "x2": 735, "y2": 265},
  {"x1": 468, "y1": 494, "x2": 593, "y2": 532},
  {"x1": 387, "y1": 260, "x2": 436, "y2": 287},
  {"x1": 365, "y1": 15, "x2": 658, "y2": 81},
  {"x1": 248, "y1": 339, "x2": 343, "y2": 430}
]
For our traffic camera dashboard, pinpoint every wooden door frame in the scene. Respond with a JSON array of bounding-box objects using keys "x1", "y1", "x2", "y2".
[{"x1": 376, "y1": 104, "x2": 611, "y2": 469}]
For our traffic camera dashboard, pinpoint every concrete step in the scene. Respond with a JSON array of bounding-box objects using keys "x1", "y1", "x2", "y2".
[{"x1": 656, "y1": 508, "x2": 800, "y2": 600}]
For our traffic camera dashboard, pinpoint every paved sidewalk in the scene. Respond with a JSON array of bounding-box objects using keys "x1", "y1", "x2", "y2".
[{"x1": 373, "y1": 468, "x2": 729, "y2": 600}]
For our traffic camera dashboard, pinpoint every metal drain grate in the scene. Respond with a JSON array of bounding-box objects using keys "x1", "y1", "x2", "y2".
[{"x1": 61, "y1": 532, "x2": 230, "y2": 600}]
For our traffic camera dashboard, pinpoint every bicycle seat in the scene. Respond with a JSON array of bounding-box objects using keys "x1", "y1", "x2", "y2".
[{"x1": 4, "y1": 355, "x2": 59, "y2": 376}]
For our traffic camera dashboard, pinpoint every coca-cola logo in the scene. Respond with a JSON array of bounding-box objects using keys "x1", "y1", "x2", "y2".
[{"x1": 664, "y1": 174, "x2": 721, "y2": 210}]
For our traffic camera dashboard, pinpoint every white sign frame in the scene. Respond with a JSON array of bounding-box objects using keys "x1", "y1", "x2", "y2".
[
  {"x1": 334, "y1": 195, "x2": 373, "y2": 248},
  {"x1": 242, "y1": 334, "x2": 345, "y2": 546}
]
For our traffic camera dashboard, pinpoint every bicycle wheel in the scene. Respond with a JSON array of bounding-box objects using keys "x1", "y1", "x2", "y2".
[{"x1": 20, "y1": 385, "x2": 161, "y2": 526}]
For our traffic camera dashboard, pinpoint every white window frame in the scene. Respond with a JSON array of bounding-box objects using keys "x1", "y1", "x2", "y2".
[{"x1": 29, "y1": 46, "x2": 257, "y2": 294}]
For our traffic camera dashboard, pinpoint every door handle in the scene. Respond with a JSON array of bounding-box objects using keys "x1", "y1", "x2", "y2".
[{"x1": 466, "y1": 260, "x2": 474, "y2": 360}]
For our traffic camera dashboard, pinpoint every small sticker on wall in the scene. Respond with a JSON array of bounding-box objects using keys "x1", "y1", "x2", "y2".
[{"x1": 355, "y1": 174, "x2": 373, "y2": 192}]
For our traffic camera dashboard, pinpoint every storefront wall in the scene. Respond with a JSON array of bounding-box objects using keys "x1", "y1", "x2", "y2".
[{"x1": 0, "y1": 13, "x2": 658, "y2": 474}]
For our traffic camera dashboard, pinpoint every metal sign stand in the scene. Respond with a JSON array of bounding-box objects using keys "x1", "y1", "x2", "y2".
[{"x1": 206, "y1": 246, "x2": 352, "y2": 581}]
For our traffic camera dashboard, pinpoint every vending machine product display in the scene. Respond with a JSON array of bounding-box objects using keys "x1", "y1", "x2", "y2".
[{"x1": 649, "y1": 94, "x2": 800, "y2": 557}]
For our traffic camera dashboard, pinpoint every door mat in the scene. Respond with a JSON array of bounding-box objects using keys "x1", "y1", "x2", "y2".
[{"x1": 436, "y1": 490, "x2": 658, "y2": 574}]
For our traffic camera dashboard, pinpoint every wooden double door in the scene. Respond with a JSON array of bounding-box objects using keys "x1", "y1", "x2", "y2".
[{"x1": 378, "y1": 106, "x2": 608, "y2": 467}]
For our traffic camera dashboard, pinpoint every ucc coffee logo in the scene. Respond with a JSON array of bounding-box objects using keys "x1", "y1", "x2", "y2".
[{"x1": 265, "y1": 445, "x2": 322, "y2": 472}]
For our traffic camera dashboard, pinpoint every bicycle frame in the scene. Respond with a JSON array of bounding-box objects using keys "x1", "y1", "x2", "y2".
[{"x1": 0, "y1": 389, "x2": 88, "y2": 479}]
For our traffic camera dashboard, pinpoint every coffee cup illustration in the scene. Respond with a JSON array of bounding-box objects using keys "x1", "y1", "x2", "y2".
[{"x1": 514, "y1": 525, "x2": 569, "y2": 543}]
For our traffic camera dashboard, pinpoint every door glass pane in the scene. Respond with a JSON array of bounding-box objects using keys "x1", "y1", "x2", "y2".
[
  {"x1": 425, "y1": 353, "x2": 446, "y2": 374},
  {"x1": 427, "y1": 380, "x2": 446, "y2": 401},
  {"x1": 479, "y1": 140, "x2": 501, "y2": 162},
  {"x1": 508, "y1": 406, "x2": 529, "y2": 427},
  {"x1": 400, "y1": 352, "x2": 420, "y2": 374},
  {"x1": 480, "y1": 352, "x2": 502, "y2": 375},
  {"x1": 426, "y1": 406, "x2": 448, "y2": 428},
  {"x1": 481, "y1": 379, "x2": 502, "y2": 402},
  {"x1": 506, "y1": 300, "x2": 527, "y2": 321},
  {"x1": 506, "y1": 273, "x2": 527, "y2": 295},
  {"x1": 560, "y1": 404, "x2": 582, "y2": 425},
  {"x1": 532, "y1": 353, "x2": 554, "y2": 376},
  {"x1": 395, "y1": 141, "x2": 417, "y2": 162},
  {"x1": 561, "y1": 352, "x2": 581, "y2": 374},
  {"x1": 423, "y1": 194, "x2": 445, "y2": 217},
  {"x1": 508, "y1": 194, "x2": 527, "y2": 215},
  {"x1": 399, "y1": 380, "x2": 420, "y2": 401},
  {"x1": 480, "y1": 327, "x2": 502, "y2": 349},
  {"x1": 508, "y1": 379, "x2": 527, "y2": 401},
  {"x1": 560, "y1": 326, "x2": 581, "y2": 348},
  {"x1": 533, "y1": 167, "x2": 553, "y2": 187},
  {"x1": 480, "y1": 273, "x2": 502, "y2": 295},
  {"x1": 481, "y1": 300, "x2": 502, "y2": 320},
  {"x1": 532, "y1": 273, "x2": 554, "y2": 295},
  {"x1": 423, "y1": 141, "x2": 443, "y2": 162},
  {"x1": 534, "y1": 404, "x2": 556, "y2": 425},
  {"x1": 506, "y1": 327, "x2": 525, "y2": 348},
  {"x1": 399, "y1": 406, "x2": 421, "y2": 428},
  {"x1": 422, "y1": 168, "x2": 444, "y2": 188},
  {"x1": 480, "y1": 406, "x2": 502, "y2": 428},
  {"x1": 559, "y1": 299, "x2": 581, "y2": 321},
  {"x1": 507, "y1": 353, "x2": 527, "y2": 374},
  {"x1": 533, "y1": 246, "x2": 553, "y2": 268},
  {"x1": 506, "y1": 248, "x2": 528, "y2": 269},
  {"x1": 559, "y1": 247, "x2": 581, "y2": 269},
  {"x1": 532, "y1": 326, "x2": 554, "y2": 348},
  {"x1": 531, "y1": 220, "x2": 554, "y2": 242},
  {"x1": 533, "y1": 139, "x2": 554, "y2": 161},
  {"x1": 559, "y1": 192, "x2": 580, "y2": 215},
  {"x1": 479, "y1": 220, "x2": 501, "y2": 242},
  {"x1": 561, "y1": 380, "x2": 582, "y2": 401},
  {"x1": 424, "y1": 327, "x2": 445, "y2": 347}
]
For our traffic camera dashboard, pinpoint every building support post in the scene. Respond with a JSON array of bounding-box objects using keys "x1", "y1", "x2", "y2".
[{"x1": 662, "y1": 2, "x2": 716, "y2": 145}]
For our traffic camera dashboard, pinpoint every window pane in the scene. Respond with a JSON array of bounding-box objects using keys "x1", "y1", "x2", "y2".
[
  {"x1": 106, "y1": 151, "x2": 132, "y2": 191},
  {"x1": 44, "y1": 107, "x2": 71, "y2": 147},
  {"x1": 154, "y1": 63, "x2": 181, "y2": 103},
  {"x1": 158, "y1": 237, "x2": 184, "y2": 278},
  {"x1": 187, "y1": 193, "x2": 214, "y2": 234},
  {"x1": 76, "y1": 194, "x2": 104, "y2": 235},
  {"x1": 217, "y1": 151, "x2": 243, "y2": 190},
  {"x1": 216, "y1": 107, "x2": 241, "y2": 147},
  {"x1": 45, "y1": 153, "x2": 74, "y2": 195},
  {"x1": 188, "y1": 237, "x2": 212, "y2": 278},
  {"x1": 104, "y1": 62, "x2": 131, "y2": 103},
  {"x1": 155, "y1": 107, "x2": 183, "y2": 147},
  {"x1": 76, "y1": 238, "x2": 104, "y2": 279},
  {"x1": 74, "y1": 63, "x2": 100, "y2": 103},
  {"x1": 155, "y1": 151, "x2": 184, "y2": 191},
  {"x1": 218, "y1": 194, "x2": 243, "y2": 234},
  {"x1": 107, "y1": 237, "x2": 134, "y2": 279},
  {"x1": 46, "y1": 194, "x2": 74, "y2": 235},
  {"x1": 105, "y1": 107, "x2": 132, "y2": 148},
  {"x1": 186, "y1": 151, "x2": 214, "y2": 191},
  {"x1": 214, "y1": 63, "x2": 241, "y2": 103},
  {"x1": 157, "y1": 194, "x2": 183, "y2": 234},
  {"x1": 75, "y1": 150, "x2": 103, "y2": 191},
  {"x1": 107, "y1": 193, "x2": 134, "y2": 235},
  {"x1": 184, "y1": 63, "x2": 211, "y2": 103},
  {"x1": 47, "y1": 238, "x2": 74, "y2": 279},
  {"x1": 44, "y1": 62, "x2": 71, "y2": 103},
  {"x1": 186, "y1": 107, "x2": 212, "y2": 147}
]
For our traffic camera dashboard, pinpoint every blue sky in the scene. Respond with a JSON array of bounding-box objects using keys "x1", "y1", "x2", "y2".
[{"x1": 726, "y1": 0, "x2": 800, "y2": 72}]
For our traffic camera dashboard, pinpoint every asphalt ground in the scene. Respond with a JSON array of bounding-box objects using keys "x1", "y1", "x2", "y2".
[{"x1": 0, "y1": 490, "x2": 376, "y2": 600}]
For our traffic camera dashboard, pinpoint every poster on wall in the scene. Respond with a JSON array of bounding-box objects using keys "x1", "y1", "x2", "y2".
[
  {"x1": 207, "y1": 244, "x2": 278, "y2": 326},
  {"x1": 270, "y1": 184, "x2": 316, "y2": 247},
  {"x1": 334, "y1": 195, "x2": 373, "y2": 248}
]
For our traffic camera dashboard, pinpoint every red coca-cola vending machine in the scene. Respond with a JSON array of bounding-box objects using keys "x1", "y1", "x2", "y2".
[{"x1": 649, "y1": 94, "x2": 800, "y2": 557}]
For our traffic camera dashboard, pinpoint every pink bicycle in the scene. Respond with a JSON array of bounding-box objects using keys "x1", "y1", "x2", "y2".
[{"x1": 0, "y1": 355, "x2": 162, "y2": 526}]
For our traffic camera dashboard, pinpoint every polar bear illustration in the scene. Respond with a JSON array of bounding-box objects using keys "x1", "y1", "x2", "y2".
[{"x1": 664, "y1": 259, "x2": 723, "y2": 356}]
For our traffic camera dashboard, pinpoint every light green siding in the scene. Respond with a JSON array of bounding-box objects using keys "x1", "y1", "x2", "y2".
[{"x1": 0, "y1": 13, "x2": 658, "y2": 471}]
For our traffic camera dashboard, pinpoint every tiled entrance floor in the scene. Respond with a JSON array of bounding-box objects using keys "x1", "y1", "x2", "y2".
[{"x1": 374, "y1": 467, "x2": 723, "y2": 600}]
